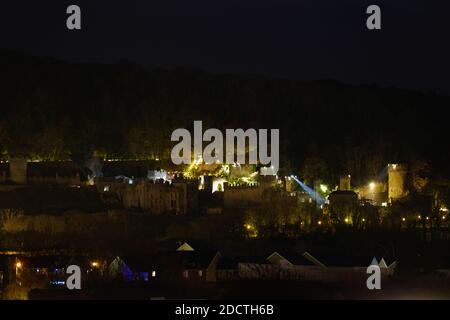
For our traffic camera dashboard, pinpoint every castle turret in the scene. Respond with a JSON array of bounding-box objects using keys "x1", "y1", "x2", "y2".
[
  {"x1": 388, "y1": 164, "x2": 407, "y2": 202},
  {"x1": 339, "y1": 174, "x2": 351, "y2": 191}
]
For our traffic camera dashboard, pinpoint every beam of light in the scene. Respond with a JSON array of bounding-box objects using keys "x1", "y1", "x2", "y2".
[
  {"x1": 290, "y1": 175, "x2": 325, "y2": 205},
  {"x1": 375, "y1": 165, "x2": 389, "y2": 182}
]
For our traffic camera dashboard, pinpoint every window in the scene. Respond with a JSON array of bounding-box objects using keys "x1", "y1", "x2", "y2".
[
  {"x1": 198, "y1": 270, "x2": 203, "y2": 277},
  {"x1": 152, "y1": 271, "x2": 156, "y2": 278},
  {"x1": 183, "y1": 270, "x2": 189, "y2": 278}
]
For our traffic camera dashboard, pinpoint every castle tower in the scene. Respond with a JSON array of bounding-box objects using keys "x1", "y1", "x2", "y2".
[
  {"x1": 388, "y1": 164, "x2": 407, "y2": 202},
  {"x1": 339, "y1": 174, "x2": 351, "y2": 190}
]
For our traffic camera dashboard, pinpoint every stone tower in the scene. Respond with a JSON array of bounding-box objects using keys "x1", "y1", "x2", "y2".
[
  {"x1": 388, "y1": 164, "x2": 407, "y2": 202},
  {"x1": 339, "y1": 174, "x2": 351, "y2": 190}
]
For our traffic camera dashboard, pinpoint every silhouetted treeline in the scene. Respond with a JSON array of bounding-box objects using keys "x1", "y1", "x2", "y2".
[{"x1": 1, "y1": 50, "x2": 449, "y2": 181}]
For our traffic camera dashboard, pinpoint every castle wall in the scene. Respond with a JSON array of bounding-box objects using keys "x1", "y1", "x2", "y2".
[
  {"x1": 96, "y1": 179, "x2": 188, "y2": 215},
  {"x1": 223, "y1": 186, "x2": 263, "y2": 208}
]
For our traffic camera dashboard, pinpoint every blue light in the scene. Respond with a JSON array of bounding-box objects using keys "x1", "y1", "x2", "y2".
[
  {"x1": 290, "y1": 175, "x2": 325, "y2": 205},
  {"x1": 375, "y1": 165, "x2": 388, "y2": 181}
]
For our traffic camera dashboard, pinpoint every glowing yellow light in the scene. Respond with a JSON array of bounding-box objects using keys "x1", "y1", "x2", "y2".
[
  {"x1": 362, "y1": 218, "x2": 366, "y2": 222},
  {"x1": 320, "y1": 184, "x2": 328, "y2": 193},
  {"x1": 15, "y1": 262, "x2": 22, "y2": 268},
  {"x1": 344, "y1": 218, "x2": 349, "y2": 223},
  {"x1": 426, "y1": 216, "x2": 429, "y2": 220},
  {"x1": 418, "y1": 215, "x2": 421, "y2": 219},
  {"x1": 402, "y1": 217, "x2": 406, "y2": 222},
  {"x1": 369, "y1": 182, "x2": 376, "y2": 191},
  {"x1": 443, "y1": 216, "x2": 446, "y2": 220},
  {"x1": 392, "y1": 164, "x2": 397, "y2": 170},
  {"x1": 318, "y1": 221, "x2": 322, "y2": 225},
  {"x1": 91, "y1": 261, "x2": 99, "y2": 268}
]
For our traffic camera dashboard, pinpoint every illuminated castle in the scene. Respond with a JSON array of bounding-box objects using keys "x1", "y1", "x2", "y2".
[{"x1": 388, "y1": 164, "x2": 407, "y2": 202}]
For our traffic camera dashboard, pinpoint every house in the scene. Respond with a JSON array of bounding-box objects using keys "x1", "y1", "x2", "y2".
[
  {"x1": 216, "y1": 251, "x2": 397, "y2": 283},
  {"x1": 106, "y1": 250, "x2": 222, "y2": 283},
  {"x1": 300, "y1": 252, "x2": 396, "y2": 282},
  {"x1": 216, "y1": 258, "x2": 240, "y2": 282},
  {"x1": 177, "y1": 251, "x2": 222, "y2": 282},
  {"x1": 236, "y1": 252, "x2": 316, "y2": 280},
  {"x1": 106, "y1": 256, "x2": 136, "y2": 282}
]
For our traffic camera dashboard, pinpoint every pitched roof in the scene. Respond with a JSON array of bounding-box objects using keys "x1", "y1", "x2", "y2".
[
  {"x1": 176, "y1": 242, "x2": 195, "y2": 252},
  {"x1": 379, "y1": 258, "x2": 388, "y2": 268},
  {"x1": 370, "y1": 257, "x2": 379, "y2": 266},
  {"x1": 303, "y1": 251, "x2": 326, "y2": 267},
  {"x1": 266, "y1": 252, "x2": 293, "y2": 266}
]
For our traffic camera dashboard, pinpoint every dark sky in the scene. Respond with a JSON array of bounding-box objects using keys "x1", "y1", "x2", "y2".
[{"x1": 1, "y1": 0, "x2": 449, "y2": 94}]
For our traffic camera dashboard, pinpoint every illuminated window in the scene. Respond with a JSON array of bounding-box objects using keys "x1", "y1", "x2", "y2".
[
  {"x1": 198, "y1": 270, "x2": 203, "y2": 277},
  {"x1": 152, "y1": 271, "x2": 156, "y2": 277},
  {"x1": 183, "y1": 270, "x2": 189, "y2": 278}
]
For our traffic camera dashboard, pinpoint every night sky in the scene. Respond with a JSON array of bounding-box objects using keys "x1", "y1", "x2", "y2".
[{"x1": 1, "y1": 0, "x2": 449, "y2": 94}]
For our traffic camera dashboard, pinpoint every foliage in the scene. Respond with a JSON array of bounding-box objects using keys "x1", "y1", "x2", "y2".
[{"x1": 1, "y1": 51, "x2": 450, "y2": 179}]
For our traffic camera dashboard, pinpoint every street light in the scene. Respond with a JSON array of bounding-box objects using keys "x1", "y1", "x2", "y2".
[{"x1": 369, "y1": 182, "x2": 376, "y2": 191}]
